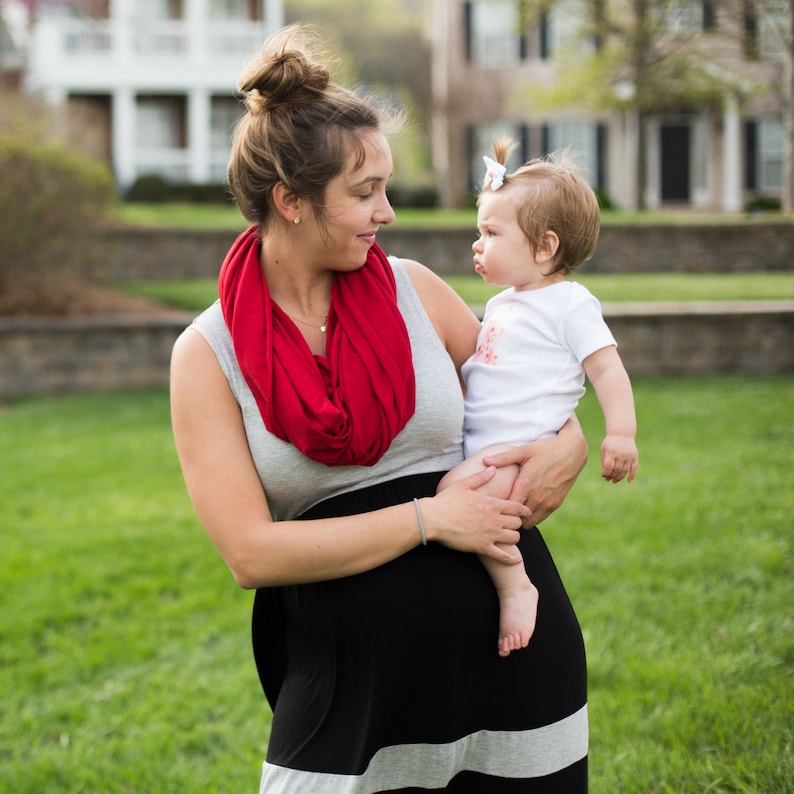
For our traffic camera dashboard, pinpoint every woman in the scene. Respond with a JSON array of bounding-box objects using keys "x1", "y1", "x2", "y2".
[{"x1": 171, "y1": 24, "x2": 589, "y2": 793}]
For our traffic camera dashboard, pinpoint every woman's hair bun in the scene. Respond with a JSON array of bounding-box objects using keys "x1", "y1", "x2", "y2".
[{"x1": 239, "y1": 25, "x2": 331, "y2": 114}]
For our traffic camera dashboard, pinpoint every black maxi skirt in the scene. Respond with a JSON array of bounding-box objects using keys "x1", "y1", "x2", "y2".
[{"x1": 253, "y1": 472, "x2": 588, "y2": 793}]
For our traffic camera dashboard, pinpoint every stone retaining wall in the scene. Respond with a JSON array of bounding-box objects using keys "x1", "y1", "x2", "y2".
[
  {"x1": 379, "y1": 224, "x2": 794, "y2": 275},
  {"x1": 93, "y1": 222, "x2": 794, "y2": 282},
  {"x1": 7, "y1": 220, "x2": 794, "y2": 397},
  {"x1": 2, "y1": 302, "x2": 791, "y2": 399},
  {"x1": 0, "y1": 312, "x2": 193, "y2": 398},
  {"x1": 603, "y1": 301, "x2": 794, "y2": 376}
]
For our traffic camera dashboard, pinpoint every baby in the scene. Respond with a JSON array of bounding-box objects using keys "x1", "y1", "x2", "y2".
[{"x1": 438, "y1": 139, "x2": 639, "y2": 657}]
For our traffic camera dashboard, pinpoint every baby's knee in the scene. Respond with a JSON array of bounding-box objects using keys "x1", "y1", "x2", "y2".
[
  {"x1": 484, "y1": 462, "x2": 520, "y2": 500},
  {"x1": 437, "y1": 455, "x2": 483, "y2": 492}
]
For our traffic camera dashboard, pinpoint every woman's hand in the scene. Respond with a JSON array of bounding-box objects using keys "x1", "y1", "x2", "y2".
[
  {"x1": 420, "y1": 467, "x2": 530, "y2": 565},
  {"x1": 483, "y1": 418, "x2": 588, "y2": 525}
]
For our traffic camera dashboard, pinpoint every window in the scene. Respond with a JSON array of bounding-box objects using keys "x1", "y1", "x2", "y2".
[
  {"x1": 544, "y1": 122, "x2": 598, "y2": 187},
  {"x1": 758, "y1": 117, "x2": 783, "y2": 190},
  {"x1": 745, "y1": 0, "x2": 789, "y2": 60},
  {"x1": 55, "y1": 1, "x2": 109, "y2": 19},
  {"x1": 758, "y1": 0, "x2": 789, "y2": 61},
  {"x1": 210, "y1": 0, "x2": 251, "y2": 20},
  {"x1": 467, "y1": 0, "x2": 521, "y2": 66},
  {"x1": 136, "y1": 96, "x2": 185, "y2": 149},
  {"x1": 469, "y1": 123, "x2": 527, "y2": 192},
  {"x1": 545, "y1": 0, "x2": 593, "y2": 58},
  {"x1": 135, "y1": 0, "x2": 182, "y2": 20},
  {"x1": 211, "y1": 96, "x2": 244, "y2": 150},
  {"x1": 665, "y1": 0, "x2": 706, "y2": 33}
]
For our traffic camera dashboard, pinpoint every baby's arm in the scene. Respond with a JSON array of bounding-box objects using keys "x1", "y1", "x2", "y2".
[{"x1": 582, "y1": 346, "x2": 639, "y2": 483}]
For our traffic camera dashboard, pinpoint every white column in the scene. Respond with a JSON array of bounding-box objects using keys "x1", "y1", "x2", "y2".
[
  {"x1": 113, "y1": 87, "x2": 137, "y2": 191},
  {"x1": 722, "y1": 96, "x2": 742, "y2": 212},
  {"x1": 188, "y1": 88, "x2": 212, "y2": 184},
  {"x1": 186, "y1": 0, "x2": 208, "y2": 64},
  {"x1": 622, "y1": 109, "x2": 640, "y2": 211},
  {"x1": 644, "y1": 120, "x2": 660, "y2": 210},
  {"x1": 692, "y1": 109, "x2": 710, "y2": 208},
  {"x1": 111, "y1": 0, "x2": 133, "y2": 68},
  {"x1": 264, "y1": 0, "x2": 285, "y2": 30}
]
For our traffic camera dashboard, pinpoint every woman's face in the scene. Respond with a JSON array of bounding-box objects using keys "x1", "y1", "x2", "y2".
[{"x1": 306, "y1": 130, "x2": 396, "y2": 271}]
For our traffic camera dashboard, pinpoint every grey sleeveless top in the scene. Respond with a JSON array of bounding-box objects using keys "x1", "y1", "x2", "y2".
[{"x1": 191, "y1": 257, "x2": 465, "y2": 520}]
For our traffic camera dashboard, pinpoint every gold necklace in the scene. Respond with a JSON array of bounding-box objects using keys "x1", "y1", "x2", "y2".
[{"x1": 285, "y1": 312, "x2": 328, "y2": 333}]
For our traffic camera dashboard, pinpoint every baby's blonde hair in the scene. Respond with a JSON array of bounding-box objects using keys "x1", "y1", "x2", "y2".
[{"x1": 481, "y1": 136, "x2": 601, "y2": 275}]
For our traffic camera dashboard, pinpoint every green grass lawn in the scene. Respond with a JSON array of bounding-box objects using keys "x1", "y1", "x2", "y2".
[
  {"x1": 1, "y1": 378, "x2": 792, "y2": 792},
  {"x1": 121, "y1": 271, "x2": 794, "y2": 313}
]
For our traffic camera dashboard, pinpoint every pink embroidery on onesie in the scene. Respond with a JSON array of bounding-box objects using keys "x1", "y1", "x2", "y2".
[{"x1": 473, "y1": 304, "x2": 512, "y2": 365}]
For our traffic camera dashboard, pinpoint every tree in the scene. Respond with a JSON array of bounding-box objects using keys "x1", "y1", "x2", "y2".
[
  {"x1": 0, "y1": 128, "x2": 116, "y2": 315},
  {"x1": 285, "y1": 0, "x2": 434, "y2": 191}
]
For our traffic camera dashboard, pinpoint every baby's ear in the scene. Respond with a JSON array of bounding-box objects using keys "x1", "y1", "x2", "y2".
[{"x1": 536, "y1": 230, "x2": 560, "y2": 263}]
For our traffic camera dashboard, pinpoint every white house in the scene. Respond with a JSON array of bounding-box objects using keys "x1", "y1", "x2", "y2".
[{"x1": 22, "y1": 0, "x2": 284, "y2": 191}]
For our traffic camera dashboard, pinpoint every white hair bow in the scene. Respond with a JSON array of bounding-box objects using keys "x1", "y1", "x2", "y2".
[{"x1": 483, "y1": 156, "x2": 507, "y2": 190}]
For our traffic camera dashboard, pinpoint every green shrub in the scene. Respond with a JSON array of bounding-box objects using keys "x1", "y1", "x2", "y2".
[
  {"x1": 168, "y1": 181, "x2": 233, "y2": 204},
  {"x1": 126, "y1": 176, "x2": 233, "y2": 205},
  {"x1": 595, "y1": 188, "x2": 615, "y2": 210},
  {"x1": 387, "y1": 183, "x2": 439, "y2": 208},
  {"x1": 0, "y1": 136, "x2": 117, "y2": 314},
  {"x1": 126, "y1": 173, "x2": 169, "y2": 203},
  {"x1": 745, "y1": 194, "x2": 782, "y2": 213}
]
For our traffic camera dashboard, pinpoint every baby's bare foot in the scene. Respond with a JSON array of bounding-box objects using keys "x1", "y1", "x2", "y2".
[{"x1": 497, "y1": 580, "x2": 539, "y2": 657}]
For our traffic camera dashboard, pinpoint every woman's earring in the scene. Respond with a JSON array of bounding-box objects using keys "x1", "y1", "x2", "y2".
[{"x1": 293, "y1": 217, "x2": 300, "y2": 225}]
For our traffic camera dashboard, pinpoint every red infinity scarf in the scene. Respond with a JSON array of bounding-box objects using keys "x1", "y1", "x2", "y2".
[{"x1": 219, "y1": 226, "x2": 416, "y2": 466}]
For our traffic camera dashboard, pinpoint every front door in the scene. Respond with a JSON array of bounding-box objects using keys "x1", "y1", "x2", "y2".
[{"x1": 660, "y1": 124, "x2": 690, "y2": 203}]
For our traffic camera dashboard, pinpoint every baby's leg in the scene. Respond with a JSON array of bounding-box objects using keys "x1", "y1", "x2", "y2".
[
  {"x1": 438, "y1": 444, "x2": 539, "y2": 657},
  {"x1": 481, "y1": 554, "x2": 538, "y2": 657},
  {"x1": 437, "y1": 447, "x2": 518, "y2": 496}
]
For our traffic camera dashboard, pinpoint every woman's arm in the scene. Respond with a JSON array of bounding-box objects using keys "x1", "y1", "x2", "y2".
[{"x1": 170, "y1": 328, "x2": 529, "y2": 589}]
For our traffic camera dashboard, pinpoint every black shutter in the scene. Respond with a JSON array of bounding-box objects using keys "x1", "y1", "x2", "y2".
[
  {"x1": 464, "y1": 2, "x2": 473, "y2": 62},
  {"x1": 596, "y1": 123, "x2": 607, "y2": 189},
  {"x1": 520, "y1": 125, "x2": 530, "y2": 163},
  {"x1": 744, "y1": 121, "x2": 757, "y2": 190},
  {"x1": 540, "y1": 12, "x2": 549, "y2": 60}
]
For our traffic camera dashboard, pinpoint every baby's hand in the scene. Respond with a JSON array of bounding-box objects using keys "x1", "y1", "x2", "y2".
[{"x1": 601, "y1": 435, "x2": 638, "y2": 483}]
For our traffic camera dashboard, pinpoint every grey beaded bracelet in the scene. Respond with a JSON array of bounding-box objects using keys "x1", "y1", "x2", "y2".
[{"x1": 412, "y1": 498, "x2": 427, "y2": 546}]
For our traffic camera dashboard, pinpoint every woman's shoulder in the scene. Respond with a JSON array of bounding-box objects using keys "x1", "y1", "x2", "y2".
[
  {"x1": 192, "y1": 299, "x2": 224, "y2": 328},
  {"x1": 187, "y1": 300, "x2": 229, "y2": 348},
  {"x1": 391, "y1": 257, "x2": 452, "y2": 301},
  {"x1": 388, "y1": 255, "x2": 421, "y2": 283},
  {"x1": 389, "y1": 256, "x2": 480, "y2": 366},
  {"x1": 387, "y1": 256, "x2": 446, "y2": 316},
  {"x1": 172, "y1": 300, "x2": 238, "y2": 384},
  {"x1": 172, "y1": 302, "x2": 223, "y2": 365}
]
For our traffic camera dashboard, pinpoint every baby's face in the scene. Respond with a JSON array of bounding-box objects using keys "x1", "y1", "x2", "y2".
[{"x1": 472, "y1": 191, "x2": 547, "y2": 291}]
